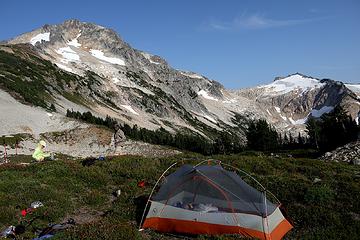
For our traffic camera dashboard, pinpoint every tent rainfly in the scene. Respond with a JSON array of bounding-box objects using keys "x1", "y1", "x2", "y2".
[{"x1": 139, "y1": 161, "x2": 293, "y2": 240}]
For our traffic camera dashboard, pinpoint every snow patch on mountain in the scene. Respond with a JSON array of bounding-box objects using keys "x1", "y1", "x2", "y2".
[
  {"x1": 56, "y1": 47, "x2": 80, "y2": 62},
  {"x1": 30, "y1": 32, "x2": 50, "y2": 46},
  {"x1": 90, "y1": 49, "x2": 125, "y2": 65},
  {"x1": 67, "y1": 33, "x2": 81, "y2": 48},
  {"x1": 223, "y1": 99, "x2": 237, "y2": 104},
  {"x1": 112, "y1": 77, "x2": 120, "y2": 84},
  {"x1": 289, "y1": 117, "x2": 307, "y2": 125},
  {"x1": 141, "y1": 52, "x2": 160, "y2": 65},
  {"x1": 259, "y1": 74, "x2": 324, "y2": 95},
  {"x1": 121, "y1": 105, "x2": 138, "y2": 115},
  {"x1": 275, "y1": 106, "x2": 281, "y2": 113},
  {"x1": 56, "y1": 63, "x2": 75, "y2": 73},
  {"x1": 311, "y1": 106, "x2": 334, "y2": 118},
  {"x1": 204, "y1": 115, "x2": 217, "y2": 123},
  {"x1": 346, "y1": 84, "x2": 360, "y2": 95},
  {"x1": 180, "y1": 71, "x2": 203, "y2": 79},
  {"x1": 197, "y1": 90, "x2": 218, "y2": 101}
]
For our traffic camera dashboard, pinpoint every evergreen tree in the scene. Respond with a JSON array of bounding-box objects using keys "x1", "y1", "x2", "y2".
[
  {"x1": 306, "y1": 105, "x2": 359, "y2": 152},
  {"x1": 246, "y1": 119, "x2": 279, "y2": 151}
]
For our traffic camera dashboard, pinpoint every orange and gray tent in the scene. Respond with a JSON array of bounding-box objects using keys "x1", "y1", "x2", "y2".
[{"x1": 139, "y1": 161, "x2": 293, "y2": 240}]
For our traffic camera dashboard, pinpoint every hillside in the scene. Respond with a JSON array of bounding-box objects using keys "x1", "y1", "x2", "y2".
[
  {"x1": 1, "y1": 19, "x2": 360, "y2": 145},
  {"x1": 0, "y1": 153, "x2": 359, "y2": 239}
]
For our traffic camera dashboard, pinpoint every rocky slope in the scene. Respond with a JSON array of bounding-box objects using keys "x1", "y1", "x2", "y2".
[
  {"x1": 2, "y1": 19, "x2": 360, "y2": 143},
  {"x1": 320, "y1": 141, "x2": 360, "y2": 165}
]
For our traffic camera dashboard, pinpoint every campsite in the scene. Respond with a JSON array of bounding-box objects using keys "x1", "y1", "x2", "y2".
[
  {"x1": 1, "y1": 152, "x2": 359, "y2": 239},
  {"x1": 1, "y1": 1, "x2": 360, "y2": 239}
]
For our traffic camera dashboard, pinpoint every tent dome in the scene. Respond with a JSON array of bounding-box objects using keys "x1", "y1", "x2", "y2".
[{"x1": 140, "y1": 162, "x2": 292, "y2": 240}]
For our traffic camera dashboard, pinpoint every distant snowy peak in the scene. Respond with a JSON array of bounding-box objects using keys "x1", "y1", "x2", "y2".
[
  {"x1": 30, "y1": 32, "x2": 50, "y2": 46},
  {"x1": 345, "y1": 84, "x2": 360, "y2": 96},
  {"x1": 258, "y1": 73, "x2": 324, "y2": 96}
]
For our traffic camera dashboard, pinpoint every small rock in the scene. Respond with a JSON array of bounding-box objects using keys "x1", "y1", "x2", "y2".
[
  {"x1": 113, "y1": 189, "x2": 121, "y2": 197},
  {"x1": 313, "y1": 178, "x2": 322, "y2": 183}
]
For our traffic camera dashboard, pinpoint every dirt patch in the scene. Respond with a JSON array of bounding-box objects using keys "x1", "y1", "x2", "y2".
[{"x1": 63, "y1": 207, "x2": 105, "y2": 225}]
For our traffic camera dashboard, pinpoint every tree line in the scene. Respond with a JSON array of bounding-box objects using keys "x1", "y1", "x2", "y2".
[
  {"x1": 67, "y1": 105, "x2": 359, "y2": 155},
  {"x1": 66, "y1": 109, "x2": 242, "y2": 155},
  {"x1": 246, "y1": 105, "x2": 359, "y2": 153}
]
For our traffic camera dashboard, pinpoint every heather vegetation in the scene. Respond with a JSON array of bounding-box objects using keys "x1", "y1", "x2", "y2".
[{"x1": 0, "y1": 153, "x2": 359, "y2": 239}]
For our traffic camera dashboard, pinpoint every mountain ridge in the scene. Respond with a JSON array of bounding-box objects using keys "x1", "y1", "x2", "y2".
[{"x1": 1, "y1": 19, "x2": 360, "y2": 142}]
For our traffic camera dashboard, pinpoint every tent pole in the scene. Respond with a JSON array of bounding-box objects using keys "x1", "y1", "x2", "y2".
[
  {"x1": 264, "y1": 191, "x2": 272, "y2": 240},
  {"x1": 138, "y1": 161, "x2": 179, "y2": 231}
]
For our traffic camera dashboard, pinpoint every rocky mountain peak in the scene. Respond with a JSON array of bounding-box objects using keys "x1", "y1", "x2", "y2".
[{"x1": 273, "y1": 73, "x2": 319, "y2": 82}]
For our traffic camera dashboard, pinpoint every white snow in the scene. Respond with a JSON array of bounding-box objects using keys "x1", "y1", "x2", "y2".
[
  {"x1": 181, "y1": 72, "x2": 203, "y2": 79},
  {"x1": 112, "y1": 77, "x2": 120, "y2": 84},
  {"x1": 56, "y1": 47, "x2": 80, "y2": 62},
  {"x1": 56, "y1": 63, "x2": 75, "y2": 73},
  {"x1": 121, "y1": 105, "x2": 138, "y2": 115},
  {"x1": 46, "y1": 113, "x2": 53, "y2": 117},
  {"x1": 275, "y1": 106, "x2": 281, "y2": 113},
  {"x1": 289, "y1": 117, "x2": 307, "y2": 125},
  {"x1": 67, "y1": 33, "x2": 81, "y2": 48},
  {"x1": 280, "y1": 115, "x2": 287, "y2": 121},
  {"x1": 223, "y1": 99, "x2": 237, "y2": 104},
  {"x1": 311, "y1": 106, "x2": 334, "y2": 118},
  {"x1": 346, "y1": 84, "x2": 360, "y2": 95},
  {"x1": 141, "y1": 52, "x2": 160, "y2": 65},
  {"x1": 258, "y1": 74, "x2": 324, "y2": 95},
  {"x1": 197, "y1": 90, "x2": 218, "y2": 101},
  {"x1": 266, "y1": 109, "x2": 271, "y2": 115},
  {"x1": 204, "y1": 115, "x2": 217, "y2": 123},
  {"x1": 90, "y1": 49, "x2": 125, "y2": 65},
  {"x1": 30, "y1": 32, "x2": 50, "y2": 46}
]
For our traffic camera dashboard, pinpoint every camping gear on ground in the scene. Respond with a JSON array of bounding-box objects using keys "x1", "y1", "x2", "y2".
[
  {"x1": 1, "y1": 226, "x2": 15, "y2": 238},
  {"x1": 139, "y1": 160, "x2": 293, "y2": 240},
  {"x1": 81, "y1": 156, "x2": 106, "y2": 166},
  {"x1": 137, "y1": 180, "x2": 146, "y2": 188},
  {"x1": 113, "y1": 189, "x2": 121, "y2": 197},
  {"x1": 30, "y1": 201, "x2": 44, "y2": 209},
  {"x1": 32, "y1": 218, "x2": 76, "y2": 240}
]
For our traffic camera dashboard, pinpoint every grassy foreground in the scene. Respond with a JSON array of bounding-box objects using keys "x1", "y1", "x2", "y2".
[{"x1": 0, "y1": 152, "x2": 359, "y2": 239}]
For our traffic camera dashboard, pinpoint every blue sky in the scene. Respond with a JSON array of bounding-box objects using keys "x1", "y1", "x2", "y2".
[{"x1": 1, "y1": 0, "x2": 359, "y2": 88}]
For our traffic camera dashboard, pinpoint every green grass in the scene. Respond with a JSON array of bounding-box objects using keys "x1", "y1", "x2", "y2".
[{"x1": 0, "y1": 153, "x2": 359, "y2": 239}]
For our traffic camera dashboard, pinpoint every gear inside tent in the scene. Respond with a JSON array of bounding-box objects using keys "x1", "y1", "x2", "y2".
[{"x1": 139, "y1": 161, "x2": 293, "y2": 240}]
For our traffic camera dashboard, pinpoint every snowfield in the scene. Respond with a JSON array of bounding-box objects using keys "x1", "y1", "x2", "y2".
[
  {"x1": 259, "y1": 74, "x2": 324, "y2": 95},
  {"x1": 121, "y1": 105, "x2": 138, "y2": 115},
  {"x1": 197, "y1": 90, "x2": 218, "y2": 101},
  {"x1": 56, "y1": 63, "x2": 75, "y2": 73},
  {"x1": 311, "y1": 106, "x2": 334, "y2": 118},
  {"x1": 30, "y1": 32, "x2": 50, "y2": 46},
  {"x1": 67, "y1": 33, "x2": 82, "y2": 48},
  {"x1": 56, "y1": 47, "x2": 80, "y2": 62},
  {"x1": 181, "y1": 71, "x2": 203, "y2": 79},
  {"x1": 141, "y1": 52, "x2": 160, "y2": 65},
  {"x1": 345, "y1": 84, "x2": 360, "y2": 96},
  {"x1": 90, "y1": 49, "x2": 125, "y2": 65}
]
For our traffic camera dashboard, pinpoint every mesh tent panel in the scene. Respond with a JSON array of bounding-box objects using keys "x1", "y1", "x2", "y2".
[{"x1": 152, "y1": 164, "x2": 277, "y2": 216}]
